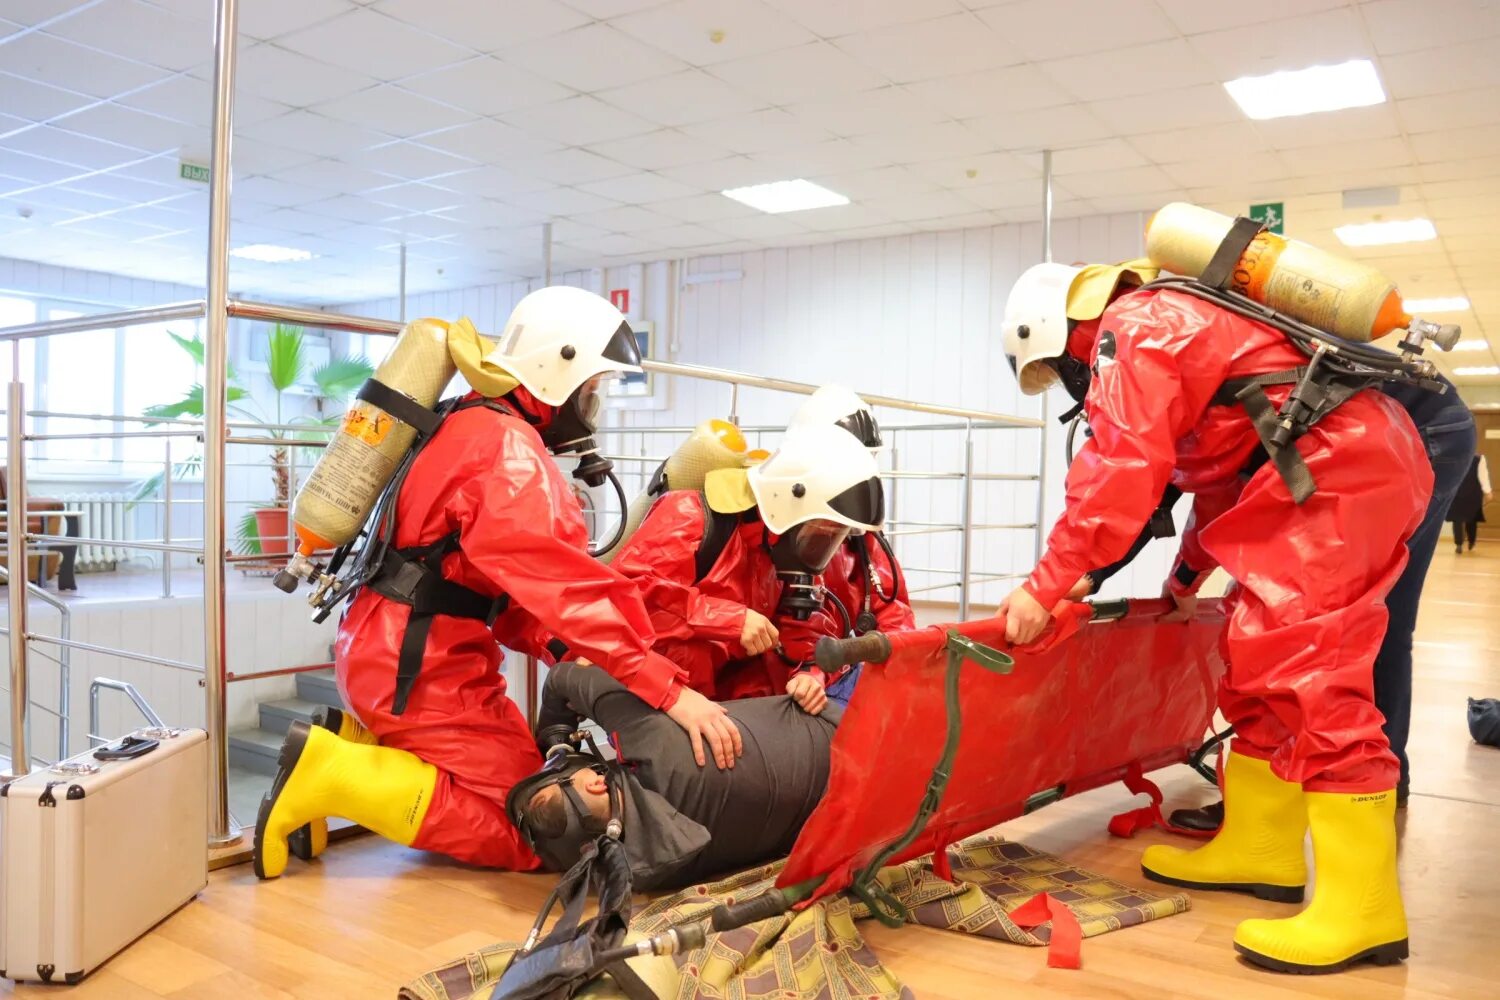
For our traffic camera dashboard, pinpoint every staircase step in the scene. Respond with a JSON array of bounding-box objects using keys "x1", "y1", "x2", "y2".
[
  {"x1": 227, "y1": 727, "x2": 284, "y2": 777},
  {"x1": 296, "y1": 669, "x2": 340, "y2": 707},
  {"x1": 258, "y1": 697, "x2": 326, "y2": 736}
]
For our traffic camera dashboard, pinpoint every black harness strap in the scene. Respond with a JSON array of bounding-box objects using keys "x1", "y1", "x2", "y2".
[
  {"x1": 1199, "y1": 215, "x2": 1265, "y2": 290},
  {"x1": 692, "y1": 492, "x2": 742, "y2": 585},
  {"x1": 356, "y1": 378, "x2": 444, "y2": 436},
  {"x1": 1213, "y1": 371, "x2": 1318, "y2": 504}
]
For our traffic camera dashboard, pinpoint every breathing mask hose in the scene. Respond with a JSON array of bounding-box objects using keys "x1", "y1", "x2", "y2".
[
  {"x1": 587, "y1": 470, "x2": 629, "y2": 558},
  {"x1": 1065, "y1": 412, "x2": 1086, "y2": 465}
]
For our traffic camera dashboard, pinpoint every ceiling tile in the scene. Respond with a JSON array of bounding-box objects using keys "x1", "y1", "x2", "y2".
[
  {"x1": 907, "y1": 151, "x2": 1039, "y2": 188},
  {"x1": 709, "y1": 213, "x2": 810, "y2": 240},
  {"x1": 1059, "y1": 164, "x2": 1177, "y2": 199},
  {"x1": 1085, "y1": 84, "x2": 1244, "y2": 134},
  {"x1": 975, "y1": 0, "x2": 1177, "y2": 61},
  {"x1": 577, "y1": 171, "x2": 701, "y2": 203},
  {"x1": 439, "y1": 199, "x2": 547, "y2": 227},
  {"x1": 278, "y1": 157, "x2": 400, "y2": 193},
  {"x1": 341, "y1": 140, "x2": 476, "y2": 181},
  {"x1": 1188, "y1": 7, "x2": 1373, "y2": 81},
  {"x1": 375, "y1": 0, "x2": 589, "y2": 52},
  {"x1": 904, "y1": 64, "x2": 1072, "y2": 120},
  {"x1": 364, "y1": 182, "x2": 463, "y2": 214},
  {"x1": 637, "y1": 222, "x2": 730, "y2": 250},
  {"x1": 964, "y1": 104, "x2": 1115, "y2": 153},
  {"x1": 0, "y1": 72, "x2": 98, "y2": 124},
  {"x1": 311, "y1": 85, "x2": 476, "y2": 140},
  {"x1": 710, "y1": 42, "x2": 888, "y2": 105},
  {"x1": 430, "y1": 166, "x2": 556, "y2": 199},
  {"x1": 834, "y1": 13, "x2": 1016, "y2": 83},
  {"x1": 1255, "y1": 105, "x2": 1403, "y2": 151},
  {"x1": 1049, "y1": 139, "x2": 1149, "y2": 173},
  {"x1": 501, "y1": 96, "x2": 656, "y2": 147},
  {"x1": 1383, "y1": 41, "x2": 1500, "y2": 100},
  {"x1": 239, "y1": 110, "x2": 393, "y2": 159},
  {"x1": 1040, "y1": 39, "x2": 1220, "y2": 102},
  {"x1": 749, "y1": 138, "x2": 899, "y2": 177},
  {"x1": 377, "y1": 213, "x2": 472, "y2": 240},
  {"x1": 43, "y1": 0, "x2": 211, "y2": 73},
  {"x1": 1153, "y1": 0, "x2": 1344, "y2": 35},
  {"x1": 234, "y1": 175, "x2": 330, "y2": 209},
  {"x1": 51, "y1": 103, "x2": 200, "y2": 154},
  {"x1": 1, "y1": 125, "x2": 145, "y2": 169},
  {"x1": 862, "y1": 189, "x2": 981, "y2": 222},
  {"x1": 937, "y1": 177, "x2": 1037, "y2": 211},
  {"x1": 1160, "y1": 151, "x2": 1292, "y2": 189},
  {"x1": 596, "y1": 70, "x2": 765, "y2": 127},
  {"x1": 5, "y1": 1, "x2": 101, "y2": 27},
  {"x1": 58, "y1": 171, "x2": 176, "y2": 203},
  {"x1": 504, "y1": 148, "x2": 633, "y2": 186},
  {"x1": 846, "y1": 122, "x2": 995, "y2": 165},
  {"x1": 680, "y1": 108, "x2": 834, "y2": 155},
  {"x1": 1362, "y1": 0, "x2": 1500, "y2": 57},
  {"x1": 396, "y1": 57, "x2": 573, "y2": 118},
  {"x1": 0, "y1": 31, "x2": 166, "y2": 99},
  {"x1": 239, "y1": 0, "x2": 351, "y2": 41},
  {"x1": 793, "y1": 202, "x2": 895, "y2": 232},
  {"x1": 1398, "y1": 88, "x2": 1500, "y2": 134},
  {"x1": 807, "y1": 166, "x2": 940, "y2": 201},
  {"x1": 1279, "y1": 137, "x2": 1415, "y2": 175},
  {"x1": 1129, "y1": 121, "x2": 1268, "y2": 165},
  {"x1": 640, "y1": 193, "x2": 757, "y2": 223},
  {"x1": 500, "y1": 23, "x2": 689, "y2": 93},
  {"x1": 113, "y1": 73, "x2": 289, "y2": 129},
  {"x1": 276, "y1": 9, "x2": 472, "y2": 79},
  {"x1": 511, "y1": 187, "x2": 624, "y2": 216},
  {"x1": 611, "y1": 0, "x2": 816, "y2": 66},
  {"x1": 584, "y1": 129, "x2": 727, "y2": 171},
  {"x1": 570, "y1": 204, "x2": 682, "y2": 233},
  {"x1": 1412, "y1": 127, "x2": 1500, "y2": 163},
  {"x1": 783, "y1": 86, "x2": 947, "y2": 139},
  {"x1": 417, "y1": 120, "x2": 561, "y2": 162},
  {"x1": 235, "y1": 43, "x2": 379, "y2": 107},
  {"x1": 764, "y1": 0, "x2": 963, "y2": 38}
]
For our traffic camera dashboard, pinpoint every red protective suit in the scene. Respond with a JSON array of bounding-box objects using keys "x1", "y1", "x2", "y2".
[
  {"x1": 335, "y1": 391, "x2": 686, "y2": 869},
  {"x1": 824, "y1": 532, "x2": 915, "y2": 636},
  {"x1": 611, "y1": 490, "x2": 843, "y2": 700},
  {"x1": 1023, "y1": 287, "x2": 1432, "y2": 793}
]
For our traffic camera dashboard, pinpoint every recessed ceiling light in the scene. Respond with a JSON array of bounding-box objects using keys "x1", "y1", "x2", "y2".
[
  {"x1": 230, "y1": 243, "x2": 315, "y2": 263},
  {"x1": 721, "y1": 179, "x2": 849, "y2": 214},
  {"x1": 1453, "y1": 365, "x2": 1500, "y2": 377},
  {"x1": 1224, "y1": 59, "x2": 1386, "y2": 120},
  {"x1": 1333, "y1": 218, "x2": 1436, "y2": 247},
  {"x1": 1404, "y1": 296, "x2": 1470, "y2": 313}
]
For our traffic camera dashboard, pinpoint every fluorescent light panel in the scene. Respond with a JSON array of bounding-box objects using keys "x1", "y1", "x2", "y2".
[
  {"x1": 721, "y1": 179, "x2": 849, "y2": 214},
  {"x1": 1404, "y1": 296, "x2": 1470, "y2": 313},
  {"x1": 1224, "y1": 59, "x2": 1386, "y2": 120},
  {"x1": 230, "y1": 243, "x2": 315, "y2": 263},
  {"x1": 1452, "y1": 340, "x2": 1490, "y2": 352},
  {"x1": 1333, "y1": 218, "x2": 1436, "y2": 247},
  {"x1": 1453, "y1": 366, "x2": 1500, "y2": 376}
]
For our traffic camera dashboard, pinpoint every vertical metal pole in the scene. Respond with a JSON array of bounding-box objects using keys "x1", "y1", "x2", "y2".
[
  {"x1": 542, "y1": 222, "x2": 553, "y2": 285},
  {"x1": 399, "y1": 243, "x2": 408, "y2": 323},
  {"x1": 1034, "y1": 149, "x2": 1055, "y2": 562},
  {"x1": 958, "y1": 419, "x2": 974, "y2": 620},
  {"x1": 202, "y1": 0, "x2": 240, "y2": 845},
  {"x1": 55, "y1": 600, "x2": 69, "y2": 761},
  {"x1": 1041, "y1": 149, "x2": 1054, "y2": 264},
  {"x1": 524, "y1": 653, "x2": 539, "y2": 730},
  {"x1": 161, "y1": 440, "x2": 172, "y2": 598},
  {"x1": 7, "y1": 378, "x2": 29, "y2": 776},
  {"x1": 286, "y1": 443, "x2": 297, "y2": 553},
  {"x1": 887, "y1": 436, "x2": 899, "y2": 539},
  {"x1": 728, "y1": 383, "x2": 739, "y2": 425}
]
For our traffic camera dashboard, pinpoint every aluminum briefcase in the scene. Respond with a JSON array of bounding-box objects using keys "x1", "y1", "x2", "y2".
[{"x1": 0, "y1": 726, "x2": 208, "y2": 984}]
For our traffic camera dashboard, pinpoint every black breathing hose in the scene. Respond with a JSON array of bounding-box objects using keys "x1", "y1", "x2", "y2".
[{"x1": 587, "y1": 471, "x2": 629, "y2": 558}]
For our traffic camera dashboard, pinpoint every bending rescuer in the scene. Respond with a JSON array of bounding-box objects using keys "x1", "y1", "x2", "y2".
[
  {"x1": 611, "y1": 422, "x2": 886, "y2": 708},
  {"x1": 998, "y1": 261, "x2": 1432, "y2": 974},
  {"x1": 252, "y1": 287, "x2": 742, "y2": 880}
]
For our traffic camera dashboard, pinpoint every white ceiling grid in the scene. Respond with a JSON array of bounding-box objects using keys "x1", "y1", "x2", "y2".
[{"x1": 0, "y1": 0, "x2": 1495, "y2": 380}]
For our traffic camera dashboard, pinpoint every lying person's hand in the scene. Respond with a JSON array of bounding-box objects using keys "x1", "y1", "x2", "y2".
[
  {"x1": 998, "y1": 586, "x2": 1051, "y2": 645},
  {"x1": 740, "y1": 609, "x2": 779, "y2": 655},
  {"x1": 786, "y1": 673, "x2": 828, "y2": 716},
  {"x1": 1161, "y1": 582, "x2": 1197, "y2": 623},
  {"x1": 666, "y1": 686, "x2": 744, "y2": 769}
]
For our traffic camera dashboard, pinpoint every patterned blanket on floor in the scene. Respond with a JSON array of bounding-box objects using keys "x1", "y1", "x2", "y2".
[{"x1": 399, "y1": 834, "x2": 1188, "y2": 1000}]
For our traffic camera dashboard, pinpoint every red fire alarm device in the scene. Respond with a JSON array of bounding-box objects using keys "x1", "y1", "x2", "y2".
[{"x1": 609, "y1": 288, "x2": 630, "y2": 314}]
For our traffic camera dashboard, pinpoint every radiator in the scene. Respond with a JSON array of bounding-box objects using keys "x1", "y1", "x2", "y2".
[{"x1": 59, "y1": 492, "x2": 132, "y2": 573}]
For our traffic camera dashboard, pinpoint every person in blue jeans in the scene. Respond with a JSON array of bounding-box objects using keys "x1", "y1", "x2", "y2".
[{"x1": 1081, "y1": 375, "x2": 1474, "y2": 821}]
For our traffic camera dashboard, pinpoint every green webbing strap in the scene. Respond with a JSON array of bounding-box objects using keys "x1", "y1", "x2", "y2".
[{"x1": 849, "y1": 631, "x2": 1015, "y2": 927}]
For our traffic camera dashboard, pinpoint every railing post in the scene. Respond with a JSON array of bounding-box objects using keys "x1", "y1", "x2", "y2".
[
  {"x1": 202, "y1": 0, "x2": 240, "y2": 846},
  {"x1": 958, "y1": 418, "x2": 974, "y2": 620},
  {"x1": 161, "y1": 440, "x2": 172, "y2": 599},
  {"x1": 7, "y1": 376, "x2": 29, "y2": 776}
]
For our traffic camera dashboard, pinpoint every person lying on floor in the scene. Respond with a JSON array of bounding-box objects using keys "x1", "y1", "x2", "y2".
[{"x1": 504, "y1": 660, "x2": 840, "y2": 890}]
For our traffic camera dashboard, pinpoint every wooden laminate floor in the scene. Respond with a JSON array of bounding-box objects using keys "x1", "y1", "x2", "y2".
[{"x1": 9, "y1": 544, "x2": 1500, "y2": 998}]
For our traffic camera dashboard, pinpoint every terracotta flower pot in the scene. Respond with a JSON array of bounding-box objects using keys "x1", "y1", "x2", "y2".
[{"x1": 254, "y1": 507, "x2": 291, "y2": 556}]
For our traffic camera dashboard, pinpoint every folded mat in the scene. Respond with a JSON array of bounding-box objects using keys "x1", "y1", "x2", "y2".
[{"x1": 400, "y1": 834, "x2": 1188, "y2": 1000}]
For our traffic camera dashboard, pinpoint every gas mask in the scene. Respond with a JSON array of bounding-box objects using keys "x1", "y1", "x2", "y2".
[
  {"x1": 542, "y1": 375, "x2": 612, "y2": 488},
  {"x1": 1048, "y1": 351, "x2": 1093, "y2": 404},
  {"x1": 768, "y1": 519, "x2": 851, "y2": 621}
]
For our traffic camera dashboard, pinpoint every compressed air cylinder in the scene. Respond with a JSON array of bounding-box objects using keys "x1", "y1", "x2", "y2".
[
  {"x1": 290, "y1": 318, "x2": 457, "y2": 555},
  {"x1": 598, "y1": 419, "x2": 749, "y2": 563},
  {"x1": 1145, "y1": 202, "x2": 1408, "y2": 342}
]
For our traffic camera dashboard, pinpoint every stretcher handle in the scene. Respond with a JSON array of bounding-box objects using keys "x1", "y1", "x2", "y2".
[
  {"x1": 710, "y1": 888, "x2": 795, "y2": 931},
  {"x1": 815, "y1": 631, "x2": 892, "y2": 672}
]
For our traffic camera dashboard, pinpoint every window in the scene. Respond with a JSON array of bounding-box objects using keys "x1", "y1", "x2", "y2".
[
  {"x1": 121, "y1": 322, "x2": 200, "y2": 465},
  {"x1": 0, "y1": 297, "x2": 38, "y2": 388}
]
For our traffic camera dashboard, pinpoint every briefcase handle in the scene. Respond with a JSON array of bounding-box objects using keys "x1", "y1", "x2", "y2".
[{"x1": 94, "y1": 735, "x2": 159, "y2": 761}]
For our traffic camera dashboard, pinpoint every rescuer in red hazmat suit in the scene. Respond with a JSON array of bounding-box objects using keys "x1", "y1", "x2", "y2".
[
  {"x1": 252, "y1": 287, "x2": 741, "y2": 881},
  {"x1": 612, "y1": 424, "x2": 885, "y2": 709},
  {"x1": 998, "y1": 262, "x2": 1432, "y2": 974}
]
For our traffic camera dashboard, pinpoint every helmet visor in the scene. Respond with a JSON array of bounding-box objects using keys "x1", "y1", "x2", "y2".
[
  {"x1": 827, "y1": 475, "x2": 885, "y2": 530},
  {"x1": 602, "y1": 319, "x2": 642, "y2": 369},
  {"x1": 836, "y1": 408, "x2": 882, "y2": 449}
]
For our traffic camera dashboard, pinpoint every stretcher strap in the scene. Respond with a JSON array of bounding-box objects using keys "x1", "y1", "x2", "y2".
[
  {"x1": 1009, "y1": 893, "x2": 1083, "y2": 970},
  {"x1": 1107, "y1": 762, "x2": 1215, "y2": 841}
]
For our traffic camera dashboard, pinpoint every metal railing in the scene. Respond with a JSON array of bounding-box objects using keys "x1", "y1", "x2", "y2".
[
  {"x1": 88, "y1": 677, "x2": 166, "y2": 747},
  {"x1": 0, "y1": 564, "x2": 71, "y2": 763},
  {"x1": 0, "y1": 0, "x2": 1056, "y2": 850}
]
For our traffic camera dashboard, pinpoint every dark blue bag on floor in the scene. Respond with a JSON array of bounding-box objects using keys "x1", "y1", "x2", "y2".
[{"x1": 1468, "y1": 698, "x2": 1500, "y2": 748}]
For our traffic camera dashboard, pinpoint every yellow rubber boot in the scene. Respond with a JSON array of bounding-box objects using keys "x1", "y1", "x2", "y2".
[
  {"x1": 1234, "y1": 789, "x2": 1407, "y2": 974},
  {"x1": 288, "y1": 707, "x2": 379, "y2": 862},
  {"x1": 254, "y1": 721, "x2": 435, "y2": 880},
  {"x1": 1141, "y1": 752, "x2": 1307, "y2": 903}
]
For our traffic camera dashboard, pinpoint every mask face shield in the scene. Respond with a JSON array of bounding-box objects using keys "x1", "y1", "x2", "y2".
[
  {"x1": 544, "y1": 375, "x2": 617, "y2": 487},
  {"x1": 788, "y1": 519, "x2": 850, "y2": 574}
]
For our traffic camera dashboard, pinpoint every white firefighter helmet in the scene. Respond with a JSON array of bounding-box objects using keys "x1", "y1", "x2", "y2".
[
  {"x1": 1001, "y1": 262, "x2": 1083, "y2": 396},
  {"x1": 748, "y1": 424, "x2": 884, "y2": 536},
  {"x1": 787, "y1": 384, "x2": 881, "y2": 450},
  {"x1": 487, "y1": 286, "x2": 642, "y2": 407}
]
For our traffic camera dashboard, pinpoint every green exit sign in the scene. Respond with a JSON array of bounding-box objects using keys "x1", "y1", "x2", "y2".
[
  {"x1": 179, "y1": 160, "x2": 211, "y2": 184},
  {"x1": 1249, "y1": 201, "x2": 1284, "y2": 235}
]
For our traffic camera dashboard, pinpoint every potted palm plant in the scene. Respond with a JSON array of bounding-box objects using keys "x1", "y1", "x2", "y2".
[{"x1": 136, "y1": 323, "x2": 374, "y2": 563}]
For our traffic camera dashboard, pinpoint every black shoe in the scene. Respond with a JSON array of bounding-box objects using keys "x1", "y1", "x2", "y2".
[{"x1": 1168, "y1": 799, "x2": 1225, "y2": 832}]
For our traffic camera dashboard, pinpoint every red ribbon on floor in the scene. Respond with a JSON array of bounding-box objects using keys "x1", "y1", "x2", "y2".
[
  {"x1": 1009, "y1": 892, "x2": 1083, "y2": 969},
  {"x1": 1107, "y1": 761, "x2": 1215, "y2": 840}
]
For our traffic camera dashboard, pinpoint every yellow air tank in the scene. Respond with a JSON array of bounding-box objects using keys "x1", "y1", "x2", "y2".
[
  {"x1": 1145, "y1": 202, "x2": 1410, "y2": 342},
  {"x1": 598, "y1": 419, "x2": 749, "y2": 563},
  {"x1": 290, "y1": 318, "x2": 456, "y2": 557}
]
